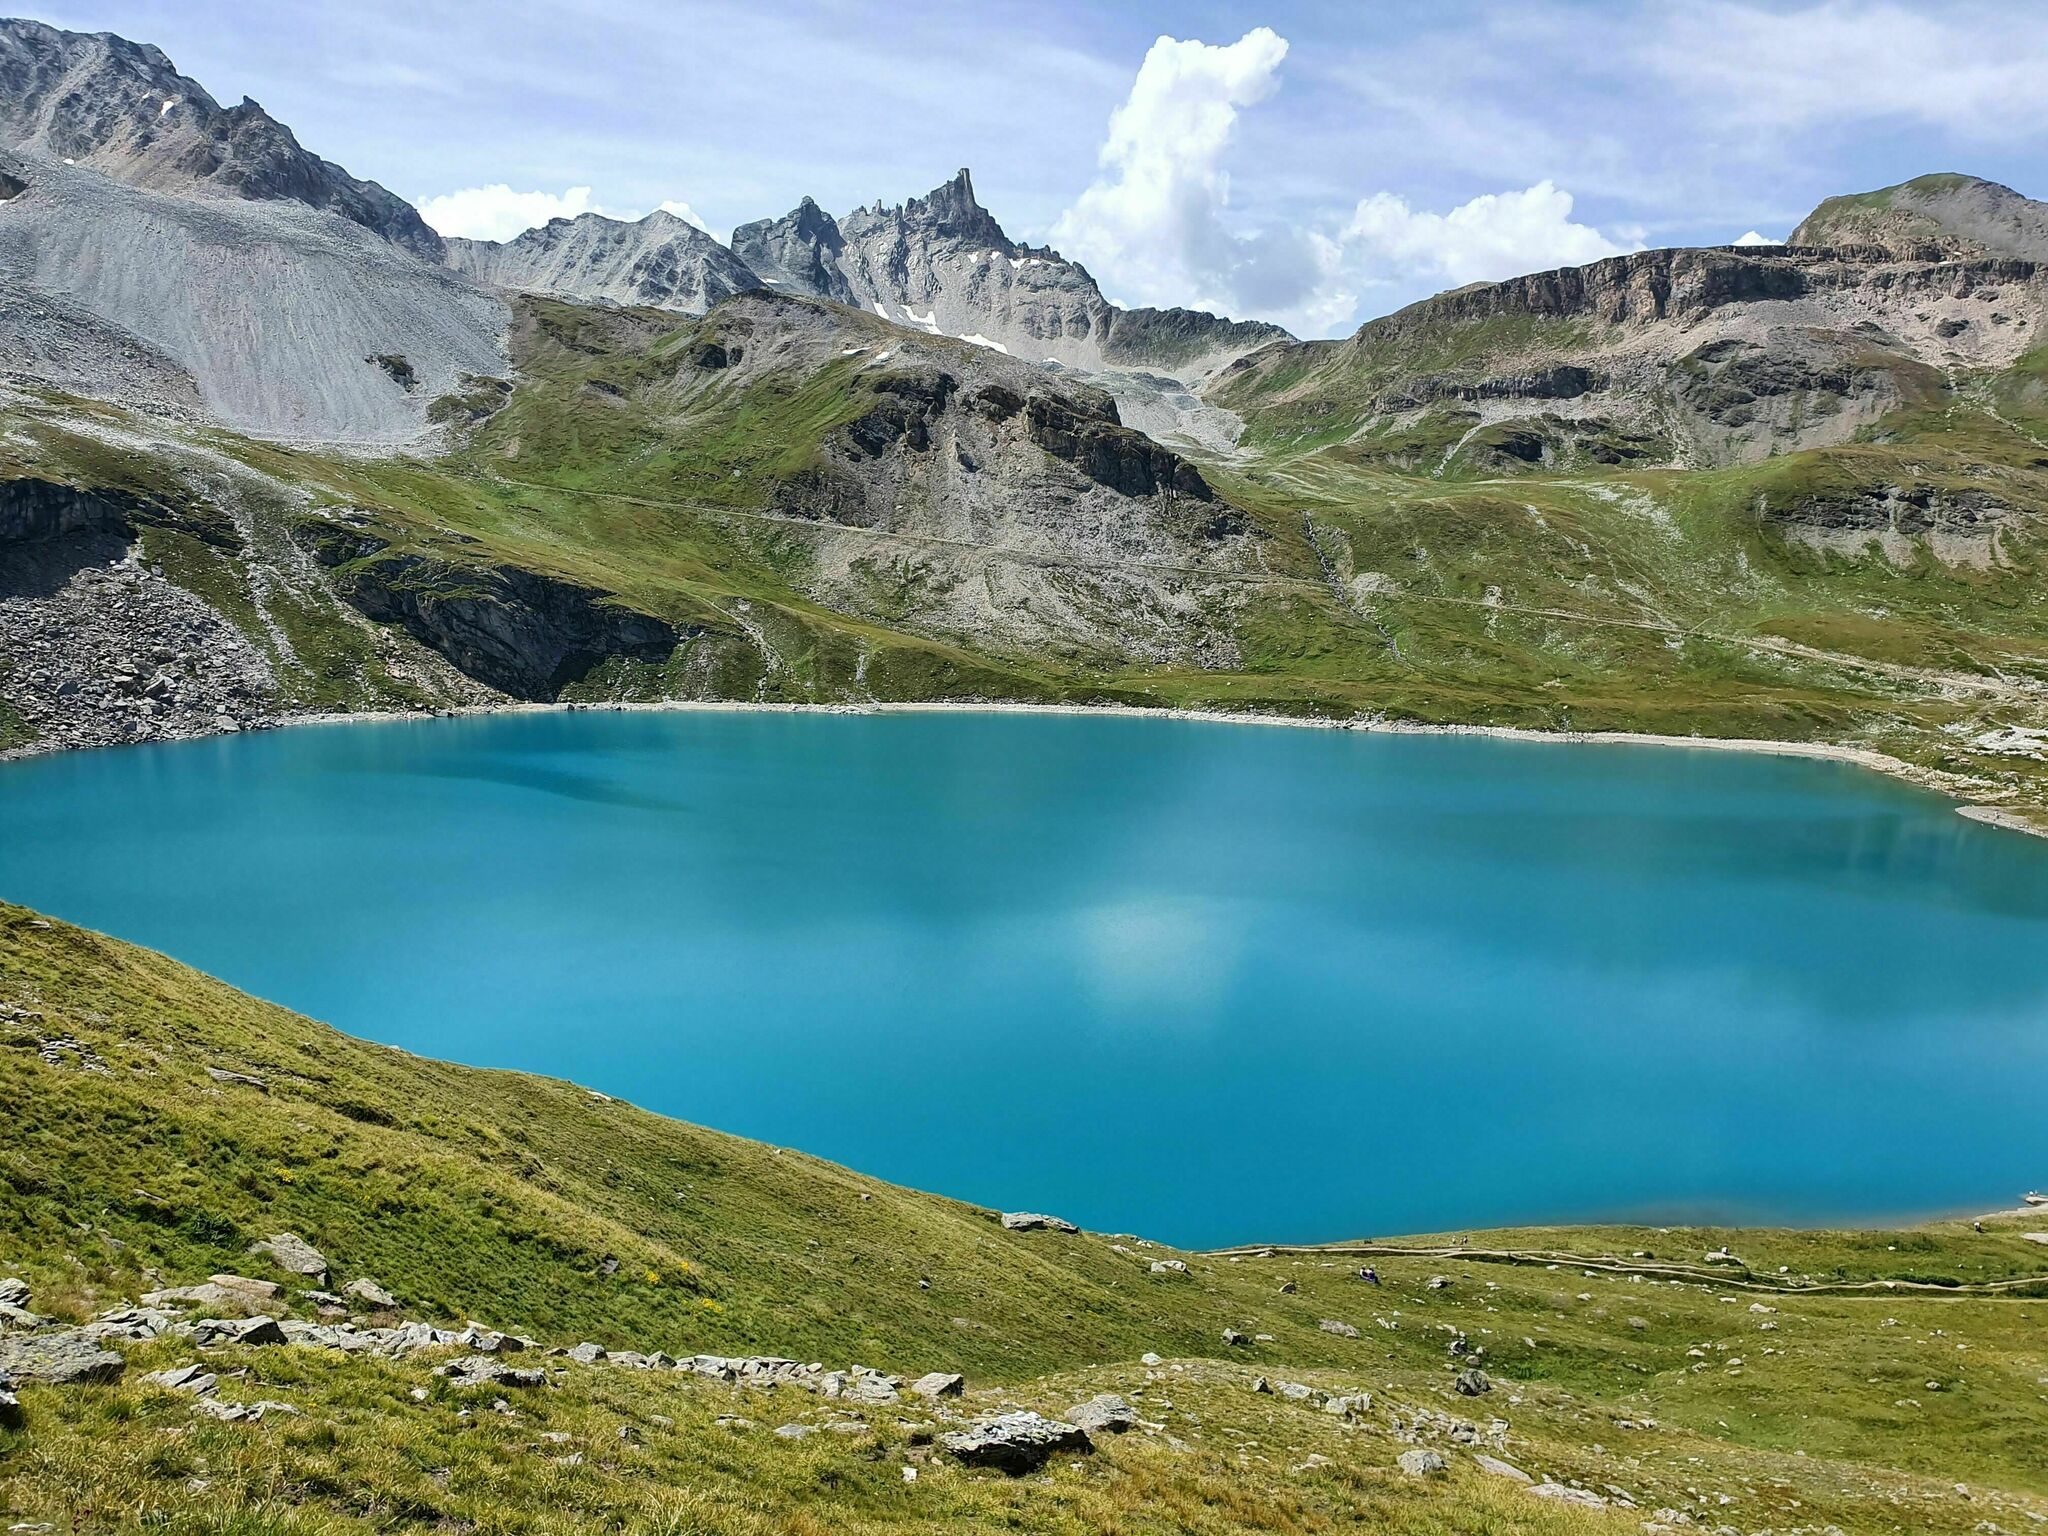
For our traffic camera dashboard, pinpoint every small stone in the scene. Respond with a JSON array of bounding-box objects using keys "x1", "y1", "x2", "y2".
[
  {"x1": 0, "y1": 1280, "x2": 27, "y2": 1309},
  {"x1": 1427, "y1": 1275, "x2": 1451, "y2": 1290},
  {"x1": 1139, "y1": 1352, "x2": 1163, "y2": 1367},
  {"x1": 1317, "y1": 1319, "x2": 1359, "y2": 1338},
  {"x1": 203, "y1": 1066, "x2": 267, "y2": 1091},
  {"x1": 1398, "y1": 1449, "x2": 1448, "y2": 1477},
  {"x1": 774, "y1": 1422, "x2": 815, "y2": 1440},
  {"x1": 1221, "y1": 1328, "x2": 1250, "y2": 1347},
  {"x1": 910, "y1": 1372, "x2": 965, "y2": 1400},
  {"x1": 1454, "y1": 1367, "x2": 1493, "y2": 1396},
  {"x1": 565, "y1": 1342, "x2": 607, "y2": 1364},
  {"x1": 1149, "y1": 1259, "x2": 1188, "y2": 1275}
]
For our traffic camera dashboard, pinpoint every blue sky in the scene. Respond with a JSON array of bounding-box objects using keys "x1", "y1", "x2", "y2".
[{"x1": 24, "y1": 1, "x2": 2048, "y2": 334}]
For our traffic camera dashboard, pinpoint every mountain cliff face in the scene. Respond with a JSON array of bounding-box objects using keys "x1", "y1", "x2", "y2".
[
  {"x1": 444, "y1": 209, "x2": 760, "y2": 313},
  {"x1": 1212, "y1": 236, "x2": 2047, "y2": 468},
  {"x1": 1791, "y1": 173, "x2": 2048, "y2": 262},
  {"x1": 732, "y1": 169, "x2": 1289, "y2": 381},
  {"x1": 0, "y1": 17, "x2": 440, "y2": 257}
]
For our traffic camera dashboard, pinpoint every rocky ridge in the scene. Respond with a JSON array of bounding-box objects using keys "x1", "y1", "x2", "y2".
[
  {"x1": 445, "y1": 209, "x2": 760, "y2": 314},
  {"x1": 1214, "y1": 233, "x2": 2048, "y2": 470},
  {"x1": 0, "y1": 17, "x2": 440, "y2": 256},
  {"x1": 732, "y1": 169, "x2": 1290, "y2": 384}
]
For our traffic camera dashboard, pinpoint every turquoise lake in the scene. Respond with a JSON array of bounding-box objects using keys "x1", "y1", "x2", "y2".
[{"x1": 3, "y1": 708, "x2": 2047, "y2": 1247}]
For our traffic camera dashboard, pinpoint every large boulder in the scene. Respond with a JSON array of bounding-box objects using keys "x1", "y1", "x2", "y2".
[
  {"x1": 939, "y1": 1412, "x2": 1092, "y2": 1474},
  {"x1": 341, "y1": 1277, "x2": 398, "y2": 1309},
  {"x1": 183, "y1": 1316, "x2": 287, "y2": 1348},
  {"x1": 1067, "y1": 1393, "x2": 1137, "y2": 1434},
  {"x1": 438, "y1": 1355, "x2": 547, "y2": 1389},
  {"x1": 1000, "y1": 1213, "x2": 1078, "y2": 1234},
  {"x1": 0, "y1": 1330, "x2": 125, "y2": 1384},
  {"x1": 909, "y1": 1371, "x2": 964, "y2": 1400}
]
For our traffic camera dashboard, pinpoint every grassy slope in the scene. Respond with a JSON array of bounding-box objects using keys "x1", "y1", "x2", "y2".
[{"x1": 4, "y1": 905, "x2": 2048, "y2": 1534}]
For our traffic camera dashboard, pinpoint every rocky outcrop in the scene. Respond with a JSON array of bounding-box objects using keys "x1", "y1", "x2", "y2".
[
  {"x1": 301, "y1": 529, "x2": 684, "y2": 699},
  {"x1": 0, "y1": 476, "x2": 236, "y2": 549},
  {"x1": 0, "y1": 18, "x2": 441, "y2": 258},
  {"x1": 446, "y1": 211, "x2": 762, "y2": 314},
  {"x1": 1022, "y1": 394, "x2": 1215, "y2": 503}
]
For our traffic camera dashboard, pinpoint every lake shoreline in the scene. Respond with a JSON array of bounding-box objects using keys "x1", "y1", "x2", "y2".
[
  {"x1": 7, "y1": 690, "x2": 2043, "y2": 840},
  {"x1": 243, "y1": 695, "x2": 2048, "y2": 840}
]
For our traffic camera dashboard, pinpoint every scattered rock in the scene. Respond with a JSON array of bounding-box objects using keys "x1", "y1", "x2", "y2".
[
  {"x1": 1149, "y1": 1259, "x2": 1188, "y2": 1275},
  {"x1": 1473, "y1": 1453, "x2": 1533, "y2": 1482},
  {"x1": 1139, "y1": 1352, "x2": 1163, "y2": 1367},
  {"x1": 999, "y1": 1213, "x2": 1078, "y2": 1234},
  {"x1": 1453, "y1": 1368, "x2": 1493, "y2": 1396},
  {"x1": 143, "y1": 1363, "x2": 217, "y2": 1396},
  {"x1": 910, "y1": 1372, "x2": 964, "y2": 1400},
  {"x1": 1221, "y1": 1328, "x2": 1250, "y2": 1348},
  {"x1": 1398, "y1": 1449, "x2": 1448, "y2": 1476},
  {"x1": 141, "y1": 1275, "x2": 281, "y2": 1314},
  {"x1": 1427, "y1": 1275, "x2": 1452, "y2": 1290},
  {"x1": 438, "y1": 1355, "x2": 548, "y2": 1389},
  {"x1": 250, "y1": 1233, "x2": 328, "y2": 1282},
  {"x1": 1323, "y1": 1392, "x2": 1372, "y2": 1418},
  {"x1": 1317, "y1": 1319, "x2": 1359, "y2": 1338},
  {"x1": 202, "y1": 1066, "x2": 267, "y2": 1091},
  {"x1": 0, "y1": 1280, "x2": 27, "y2": 1308},
  {"x1": 1067, "y1": 1393, "x2": 1137, "y2": 1434},
  {"x1": 774, "y1": 1422, "x2": 814, "y2": 1440},
  {"x1": 940, "y1": 1411, "x2": 1092, "y2": 1474},
  {"x1": 1277, "y1": 1280, "x2": 1297, "y2": 1294},
  {"x1": 564, "y1": 1342, "x2": 608, "y2": 1365},
  {"x1": 1529, "y1": 1482, "x2": 1607, "y2": 1507},
  {"x1": 342, "y1": 1277, "x2": 398, "y2": 1308},
  {"x1": 192, "y1": 1397, "x2": 298, "y2": 1423}
]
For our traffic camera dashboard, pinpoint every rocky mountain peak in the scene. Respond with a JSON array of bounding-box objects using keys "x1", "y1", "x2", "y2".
[
  {"x1": 0, "y1": 16, "x2": 442, "y2": 258},
  {"x1": 444, "y1": 207, "x2": 759, "y2": 314},
  {"x1": 1790, "y1": 173, "x2": 2048, "y2": 262}
]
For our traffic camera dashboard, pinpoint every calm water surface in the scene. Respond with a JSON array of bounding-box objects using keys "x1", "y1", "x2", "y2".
[{"x1": 3, "y1": 710, "x2": 2046, "y2": 1247}]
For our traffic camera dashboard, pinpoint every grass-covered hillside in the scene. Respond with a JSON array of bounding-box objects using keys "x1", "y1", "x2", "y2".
[{"x1": 4, "y1": 901, "x2": 2048, "y2": 1534}]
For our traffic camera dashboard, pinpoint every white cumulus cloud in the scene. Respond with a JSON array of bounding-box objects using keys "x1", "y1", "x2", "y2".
[
  {"x1": 416, "y1": 184, "x2": 603, "y2": 241},
  {"x1": 1053, "y1": 30, "x2": 1643, "y2": 335},
  {"x1": 1340, "y1": 181, "x2": 1636, "y2": 292},
  {"x1": 1051, "y1": 29, "x2": 1333, "y2": 325},
  {"x1": 416, "y1": 187, "x2": 728, "y2": 244},
  {"x1": 1732, "y1": 229, "x2": 1783, "y2": 246},
  {"x1": 656, "y1": 200, "x2": 712, "y2": 233}
]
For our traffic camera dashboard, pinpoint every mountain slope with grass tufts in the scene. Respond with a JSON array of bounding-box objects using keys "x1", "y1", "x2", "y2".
[{"x1": 3, "y1": 903, "x2": 2048, "y2": 1533}]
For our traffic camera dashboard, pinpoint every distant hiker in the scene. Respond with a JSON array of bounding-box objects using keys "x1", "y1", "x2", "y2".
[{"x1": 1358, "y1": 1266, "x2": 1379, "y2": 1285}]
